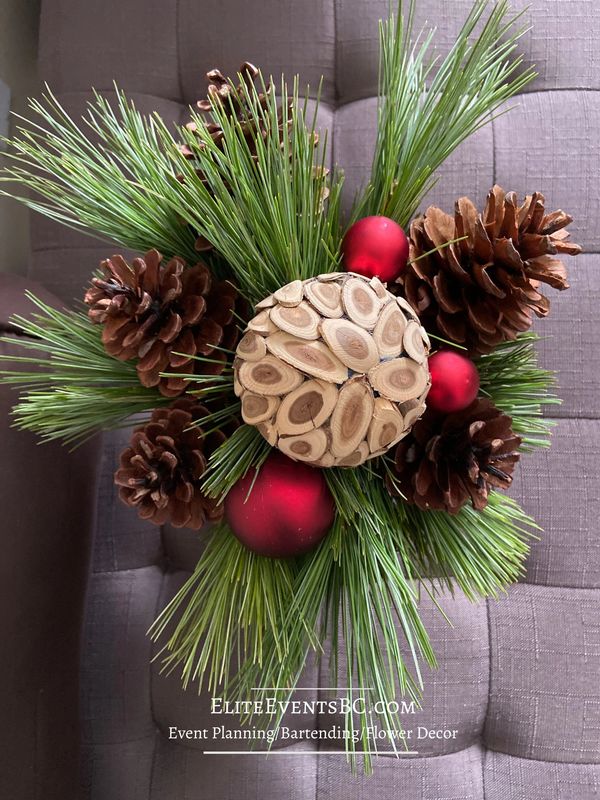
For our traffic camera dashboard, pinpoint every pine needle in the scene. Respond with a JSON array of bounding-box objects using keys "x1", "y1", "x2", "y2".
[
  {"x1": 355, "y1": 0, "x2": 536, "y2": 224},
  {"x1": 477, "y1": 333, "x2": 558, "y2": 449},
  {"x1": 0, "y1": 293, "x2": 167, "y2": 443}
]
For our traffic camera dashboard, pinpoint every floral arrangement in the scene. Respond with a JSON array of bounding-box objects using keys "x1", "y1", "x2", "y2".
[{"x1": 0, "y1": 0, "x2": 580, "y2": 773}]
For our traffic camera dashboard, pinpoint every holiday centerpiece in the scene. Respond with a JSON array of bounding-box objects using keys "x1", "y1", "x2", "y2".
[{"x1": 0, "y1": 0, "x2": 581, "y2": 773}]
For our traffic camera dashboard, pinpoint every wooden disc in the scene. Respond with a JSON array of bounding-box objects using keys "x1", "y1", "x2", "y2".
[
  {"x1": 241, "y1": 392, "x2": 279, "y2": 424},
  {"x1": 255, "y1": 294, "x2": 276, "y2": 310},
  {"x1": 247, "y1": 309, "x2": 278, "y2": 335},
  {"x1": 320, "y1": 318, "x2": 379, "y2": 373},
  {"x1": 233, "y1": 371, "x2": 244, "y2": 398},
  {"x1": 369, "y1": 276, "x2": 388, "y2": 299},
  {"x1": 420, "y1": 325, "x2": 431, "y2": 351},
  {"x1": 342, "y1": 277, "x2": 381, "y2": 328},
  {"x1": 313, "y1": 451, "x2": 336, "y2": 468},
  {"x1": 273, "y1": 280, "x2": 303, "y2": 307},
  {"x1": 317, "y1": 272, "x2": 345, "y2": 282},
  {"x1": 330, "y1": 378, "x2": 374, "y2": 458},
  {"x1": 403, "y1": 320, "x2": 428, "y2": 363},
  {"x1": 367, "y1": 433, "x2": 409, "y2": 460},
  {"x1": 266, "y1": 331, "x2": 348, "y2": 383},
  {"x1": 278, "y1": 428, "x2": 328, "y2": 462},
  {"x1": 238, "y1": 355, "x2": 304, "y2": 395},
  {"x1": 275, "y1": 379, "x2": 338, "y2": 435},
  {"x1": 257, "y1": 420, "x2": 278, "y2": 446},
  {"x1": 402, "y1": 402, "x2": 426, "y2": 430},
  {"x1": 304, "y1": 280, "x2": 343, "y2": 318},
  {"x1": 335, "y1": 441, "x2": 370, "y2": 467},
  {"x1": 270, "y1": 301, "x2": 321, "y2": 339},
  {"x1": 373, "y1": 300, "x2": 407, "y2": 358},
  {"x1": 418, "y1": 382, "x2": 431, "y2": 405},
  {"x1": 396, "y1": 296, "x2": 419, "y2": 322},
  {"x1": 236, "y1": 331, "x2": 267, "y2": 362},
  {"x1": 367, "y1": 397, "x2": 405, "y2": 453},
  {"x1": 368, "y1": 358, "x2": 428, "y2": 402}
]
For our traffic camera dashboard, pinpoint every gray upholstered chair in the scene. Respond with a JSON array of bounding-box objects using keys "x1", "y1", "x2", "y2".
[{"x1": 1, "y1": 1, "x2": 599, "y2": 797}]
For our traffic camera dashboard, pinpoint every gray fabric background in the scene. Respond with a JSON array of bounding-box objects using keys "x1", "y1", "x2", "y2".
[{"x1": 14, "y1": 0, "x2": 600, "y2": 797}]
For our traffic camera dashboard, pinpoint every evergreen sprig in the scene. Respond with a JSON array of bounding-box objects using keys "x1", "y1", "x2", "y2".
[
  {"x1": 1, "y1": 79, "x2": 342, "y2": 303},
  {"x1": 150, "y1": 523, "x2": 299, "y2": 694},
  {"x1": 0, "y1": 295, "x2": 238, "y2": 444},
  {"x1": 0, "y1": 294, "x2": 169, "y2": 443},
  {"x1": 357, "y1": 0, "x2": 535, "y2": 225},
  {"x1": 151, "y1": 77, "x2": 343, "y2": 304},
  {"x1": 202, "y1": 424, "x2": 272, "y2": 503},
  {"x1": 0, "y1": 89, "x2": 199, "y2": 260},
  {"x1": 477, "y1": 333, "x2": 558, "y2": 449}
]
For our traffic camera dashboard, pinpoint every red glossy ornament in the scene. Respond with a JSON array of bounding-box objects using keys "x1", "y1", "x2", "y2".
[
  {"x1": 427, "y1": 351, "x2": 480, "y2": 414},
  {"x1": 225, "y1": 451, "x2": 336, "y2": 558},
  {"x1": 341, "y1": 215, "x2": 409, "y2": 282}
]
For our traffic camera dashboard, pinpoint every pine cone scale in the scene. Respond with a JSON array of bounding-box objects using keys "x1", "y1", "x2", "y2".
[
  {"x1": 401, "y1": 186, "x2": 581, "y2": 354},
  {"x1": 115, "y1": 398, "x2": 236, "y2": 529},
  {"x1": 86, "y1": 249, "x2": 245, "y2": 396},
  {"x1": 389, "y1": 399, "x2": 521, "y2": 514}
]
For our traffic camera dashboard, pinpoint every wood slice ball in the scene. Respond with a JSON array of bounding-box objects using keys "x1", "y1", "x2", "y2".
[{"x1": 234, "y1": 273, "x2": 431, "y2": 467}]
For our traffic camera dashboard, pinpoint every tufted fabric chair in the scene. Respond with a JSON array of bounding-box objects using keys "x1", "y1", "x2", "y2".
[{"x1": 1, "y1": 1, "x2": 599, "y2": 798}]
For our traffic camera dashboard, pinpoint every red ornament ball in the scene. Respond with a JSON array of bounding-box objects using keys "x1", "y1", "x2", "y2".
[
  {"x1": 427, "y1": 351, "x2": 480, "y2": 414},
  {"x1": 225, "y1": 451, "x2": 336, "y2": 558},
  {"x1": 341, "y1": 215, "x2": 409, "y2": 282}
]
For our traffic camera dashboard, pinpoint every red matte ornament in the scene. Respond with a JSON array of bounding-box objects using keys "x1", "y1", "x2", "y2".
[
  {"x1": 341, "y1": 215, "x2": 409, "y2": 282},
  {"x1": 225, "y1": 451, "x2": 336, "y2": 558},
  {"x1": 427, "y1": 350, "x2": 480, "y2": 414}
]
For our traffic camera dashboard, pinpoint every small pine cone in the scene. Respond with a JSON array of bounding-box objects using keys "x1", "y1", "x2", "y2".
[
  {"x1": 388, "y1": 399, "x2": 521, "y2": 514},
  {"x1": 180, "y1": 63, "x2": 301, "y2": 252},
  {"x1": 115, "y1": 398, "x2": 232, "y2": 529},
  {"x1": 85, "y1": 249, "x2": 244, "y2": 396},
  {"x1": 185, "y1": 62, "x2": 292, "y2": 162},
  {"x1": 400, "y1": 186, "x2": 581, "y2": 355}
]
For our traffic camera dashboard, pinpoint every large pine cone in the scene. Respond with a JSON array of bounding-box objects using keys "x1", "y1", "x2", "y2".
[
  {"x1": 401, "y1": 186, "x2": 581, "y2": 354},
  {"x1": 234, "y1": 273, "x2": 430, "y2": 468},
  {"x1": 85, "y1": 249, "x2": 243, "y2": 396},
  {"x1": 115, "y1": 398, "x2": 231, "y2": 529},
  {"x1": 389, "y1": 399, "x2": 521, "y2": 514}
]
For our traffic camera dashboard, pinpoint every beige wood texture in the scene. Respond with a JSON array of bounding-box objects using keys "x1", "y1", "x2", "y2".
[{"x1": 235, "y1": 273, "x2": 431, "y2": 467}]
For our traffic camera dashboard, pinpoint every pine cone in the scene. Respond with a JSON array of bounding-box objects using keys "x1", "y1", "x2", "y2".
[
  {"x1": 401, "y1": 186, "x2": 581, "y2": 354},
  {"x1": 85, "y1": 249, "x2": 244, "y2": 396},
  {"x1": 388, "y1": 399, "x2": 521, "y2": 514},
  {"x1": 115, "y1": 398, "x2": 232, "y2": 528},
  {"x1": 180, "y1": 63, "x2": 291, "y2": 251}
]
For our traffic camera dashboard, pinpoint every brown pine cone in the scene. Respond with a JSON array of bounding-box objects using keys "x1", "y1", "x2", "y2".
[
  {"x1": 388, "y1": 399, "x2": 521, "y2": 514},
  {"x1": 401, "y1": 186, "x2": 581, "y2": 354},
  {"x1": 85, "y1": 249, "x2": 244, "y2": 396},
  {"x1": 115, "y1": 398, "x2": 232, "y2": 529},
  {"x1": 180, "y1": 63, "x2": 312, "y2": 252}
]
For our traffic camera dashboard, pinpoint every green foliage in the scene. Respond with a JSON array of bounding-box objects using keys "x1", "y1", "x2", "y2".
[
  {"x1": 0, "y1": 294, "x2": 169, "y2": 443},
  {"x1": 202, "y1": 424, "x2": 272, "y2": 503},
  {"x1": 357, "y1": 0, "x2": 535, "y2": 225},
  {"x1": 1, "y1": 89, "x2": 199, "y2": 260},
  {"x1": 477, "y1": 333, "x2": 558, "y2": 449},
  {"x1": 402, "y1": 492, "x2": 534, "y2": 600},
  {"x1": 160, "y1": 78, "x2": 343, "y2": 304},
  {"x1": 0, "y1": 294, "x2": 237, "y2": 444},
  {"x1": 150, "y1": 524, "x2": 299, "y2": 693},
  {"x1": 1, "y1": 79, "x2": 342, "y2": 304}
]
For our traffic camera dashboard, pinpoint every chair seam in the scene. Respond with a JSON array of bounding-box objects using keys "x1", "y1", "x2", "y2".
[
  {"x1": 482, "y1": 597, "x2": 493, "y2": 800},
  {"x1": 483, "y1": 745, "x2": 600, "y2": 767},
  {"x1": 148, "y1": 567, "x2": 168, "y2": 796}
]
